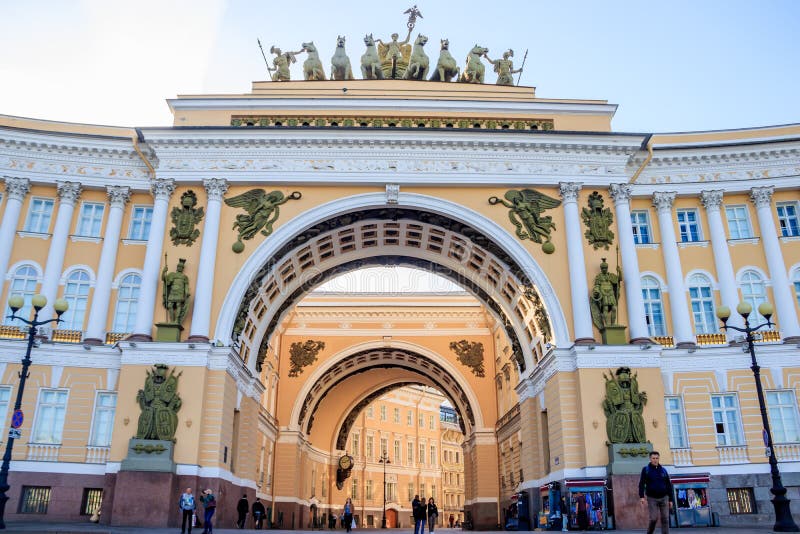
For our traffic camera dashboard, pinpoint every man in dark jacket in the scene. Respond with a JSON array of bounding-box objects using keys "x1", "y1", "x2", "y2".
[
  {"x1": 237, "y1": 494, "x2": 249, "y2": 529},
  {"x1": 639, "y1": 451, "x2": 674, "y2": 534},
  {"x1": 412, "y1": 495, "x2": 426, "y2": 534},
  {"x1": 252, "y1": 498, "x2": 266, "y2": 530}
]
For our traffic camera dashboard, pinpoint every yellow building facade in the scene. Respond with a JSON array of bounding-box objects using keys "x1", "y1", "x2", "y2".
[{"x1": 0, "y1": 79, "x2": 797, "y2": 530}]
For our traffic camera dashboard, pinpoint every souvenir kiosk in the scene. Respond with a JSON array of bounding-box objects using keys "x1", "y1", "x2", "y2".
[
  {"x1": 671, "y1": 474, "x2": 711, "y2": 527},
  {"x1": 565, "y1": 479, "x2": 608, "y2": 531},
  {"x1": 539, "y1": 483, "x2": 564, "y2": 530}
]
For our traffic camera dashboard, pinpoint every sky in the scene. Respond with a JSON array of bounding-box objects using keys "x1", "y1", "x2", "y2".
[{"x1": 2, "y1": 0, "x2": 800, "y2": 133}]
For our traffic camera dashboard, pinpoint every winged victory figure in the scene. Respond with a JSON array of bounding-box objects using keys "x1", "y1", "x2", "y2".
[
  {"x1": 489, "y1": 189, "x2": 562, "y2": 248},
  {"x1": 224, "y1": 189, "x2": 302, "y2": 252}
]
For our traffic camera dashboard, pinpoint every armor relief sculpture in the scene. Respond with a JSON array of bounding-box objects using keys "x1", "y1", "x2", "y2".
[
  {"x1": 136, "y1": 364, "x2": 182, "y2": 442},
  {"x1": 488, "y1": 189, "x2": 561, "y2": 253},
  {"x1": 581, "y1": 191, "x2": 614, "y2": 250},
  {"x1": 170, "y1": 190, "x2": 204, "y2": 246},
  {"x1": 288, "y1": 339, "x2": 326, "y2": 377},
  {"x1": 449, "y1": 340, "x2": 485, "y2": 377},
  {"x1": 602, "y1": 367, "x2": 647, "y2": 444},
  {"x1": 224, "y1": 189, "x2": 302, "y2": 253}
]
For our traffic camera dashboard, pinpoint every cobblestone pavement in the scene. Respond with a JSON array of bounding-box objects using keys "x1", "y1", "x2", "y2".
[{"x1": 0, "y1": 526, "x2": 781, "y2": 533}]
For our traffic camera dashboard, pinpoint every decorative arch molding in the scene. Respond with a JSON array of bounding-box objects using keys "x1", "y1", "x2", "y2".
[
  {"x1": 736, "y1": 266, "x2": 771, "y2": 286},
  {"x1": 640, "y1": 271, "x2": 667, "y2": 291},
  {"x1": 59, "y1": 264, "x2": 97, "y2": 286},
  {"x1": 215, "y1": 193, "x2": 569, "y2": 376},
  {"x1": 684, "y1": 269, "x2": 719, "y2": 290},
  {"x1": 112, "y1": 267, "x2": 143, "y2": 289},
  {"x1": 5, "y1": 260, "x2": 43, "y2": 281}
]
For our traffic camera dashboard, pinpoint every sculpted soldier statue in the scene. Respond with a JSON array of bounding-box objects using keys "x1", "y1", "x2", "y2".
[
  {"x1": 270, "y1": 45, "x2": 303, "y2": 81},
  {"x1": 162, "y1": 257, "x2": 190, "y2": 325},
  {"x1": 602, "y1": 367, "x2": 647, "y2": 444},
  {"x1": 590, "y1": 258, "x2": 622, "y2": 330},
  {"x1": 136, "y1": 364, "x2": 182, "y2": 441},
  {"x1": 484, "y1": 49, "x2": 522, "y2": 86}
]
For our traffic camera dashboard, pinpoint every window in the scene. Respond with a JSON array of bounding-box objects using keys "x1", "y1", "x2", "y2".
[
  {"x1": 393, "y1": 407, "x2": 400, "y2": 423},
  {"x1": 455, "y1": 452, "x2": 459, "y2": 463},
  {"x1": 351, "y1": 433, "x2": 360, "y2": 457},
  {"x1": 81, "y1": 488, "x2": 103, "y2": 516},
  {"x1": 711, "y1": 394, "x2": 744, "y2": 446},
  {"x1": 4, "y1": 265, "x2": 38, "y2": 326},
  {"x1": 777, "y1": 203, "x2": 800, "y2": 237},
  {"x1": 366, "y1": 480, "x2": 373, "y2": 500},
  {"x1": 420, "y1": 483, "x2": 426, "y2": 499},
  {"x1": 430, "y1": 445, "x2": 436, "y2": 465},
  {"x1": 19, "y1": 486, "x2": 51, "y2": 514},
  {"x1": 380, "y1": 438, "x2": 388, "y2": 455},
  {"x1": 727, "y1": 488, "x2": 756, "y2": 514},
  {"x1": 431, "y1": 484, "x2": 436, "y2": 500},
  {"x1": 766, "y1": 390, "x2": 800, "y2": 443},
  {"x1": 418, "y1": 414, "x2": 424, "y2": 427},
  {"x1": 408, "y1": 483, "x2": 414, "y2": 501},
  {"x1": 380, "y1": 405, "x2": 386, "y2": 421},
  {"x1": 351, "y1": 478, "x2": 358, "y2": 499},
  {"x1": 61, "y1": 270, "x2": 91, "y2": 330},
  {"x1": 419, "y1": 443, "x2": 425, "y2": 465},
  {"x1": 366, "y1": 435, "x2": 374, "y2": 459},
  {"x1": 24, "y1": 198, "x2": 54, "y2": 233},
  {"x1": 128, "y1": 205, "x2": 153, "y2": 240},
  {"x1": 664, "y1": 396, "x2": 688, "y2": 449},
  {"x1": 76, "y1": 202, "x2": 104, "y2": 237},
  {"x1": 688, "y1": 274, "x2": 718, "y2": 334},
  {"x1": 740, "y1": 270, "x2": 768, "y2": 324},
  {"x1": 394, "y1": 440, "x2": 401, "y2": 464},
  {"x1": 89, "y1": 393, "x2": 116, "y2": 447},
  {"x1": 112, "y1": 273, "x2": 141, "y2": 333},
  {"x1": 677, "y1": 209, "x2": 701, "y2": 242},
  {"x1": 407, "y1": 410, "x2": 413, "y2": 426},
  {"x1": 630, "y1": 210, "x2": 652, "y2": 244},
  {"x1": 32, "y1": 389, "x2": 68, "y2": 444},
  {"x1": 366, "y1": 406, "x2": 373, "y2": 418},
  {"x1": 793, "y1": 270, "x2": 800, "y2": 307},
  {"x1": 387, "y1": 482, "x2": 397, "y2": 502},
  {"x1": 407, "y1": 441, "x2": 413, "y2": 464},
  {"x1": 429, "y1": 415, "x2": 435, "y2": 429},
  {"x1": 641, "y1": 276, "x2": 666, "y2": 336},
  {"x1": 725, "y1": 205, "x2": 752, "y2": 239}
]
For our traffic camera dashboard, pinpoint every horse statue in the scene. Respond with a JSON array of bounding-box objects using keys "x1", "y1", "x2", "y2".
[
  {"x1": 330, "y1": 35, "x2": 354, "y2": 81},
  {"x1": 403, "y1": 34, "x2": 429, "y2": 80},
  {"x1": 429, "y1": 38, "x2": 459, "y2": 82},
  {"x1": 301, "y1": 41, "x2": 326, "y2": 81},
  {"x1": 460, "y1": 44, "x2": 489, "y2": 84},
  {"x1": 361, "y1": 34, "x2": 384, "y2": 80}
]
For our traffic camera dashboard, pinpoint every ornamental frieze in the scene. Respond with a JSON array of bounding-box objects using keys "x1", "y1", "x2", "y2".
[{"x1": 2, "y1": 156, "x2": 151, "y2": 181}]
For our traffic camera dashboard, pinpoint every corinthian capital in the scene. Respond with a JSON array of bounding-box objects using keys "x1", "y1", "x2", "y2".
[
  {"x1": 652, "y1": 191, "x2": 677, "y2": 212},
  {"x1": 150, "y1": 178, "x2": 176, "y2": 200},
  {"x1": 699, "y1": 190, "x2": 724, "y2": 211},
  {"x1": 2, "y1": 176, "x2": 31, "y2": 201},
  {"x1": 558, "y1": 182, "x2": 583, "y2": 203},
  {"x1": 750, "y1": 186, "x2": 774, "y2": 209},
  {"x1": 107, "y1": 186, "x2": 131, "y2": 207},
  {"x1": 56, "y1": 181, "x2": 82, "y2": 205},
  {"x1": 608, "y1": 183, "x2": 632, "y2": 205},
  {"x1": 203, "y1": 178, "x2": 229, "y2": 202}
]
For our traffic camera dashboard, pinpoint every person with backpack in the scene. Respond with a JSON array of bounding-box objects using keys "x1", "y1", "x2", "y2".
[
  {"x1": 178, "y1": 487, "x2": 196, "y2": 534},
  {"x1": 201, "y1": 489, "x2": 217, "y2": 534},
  {"x1": 639, "y1": 451, "x2": 674, "y2": 534},
  {"x1": 252, "y1": 497, "x2": 266, "y2": 529}
]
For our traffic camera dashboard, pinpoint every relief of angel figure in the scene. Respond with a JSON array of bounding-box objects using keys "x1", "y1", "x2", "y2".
[
  {"x1": 224, "y1": 189, "x2": 302, "y2": 252},
  {"x1": 489, "y1": 189, "x2": 562, "y2": 252}
]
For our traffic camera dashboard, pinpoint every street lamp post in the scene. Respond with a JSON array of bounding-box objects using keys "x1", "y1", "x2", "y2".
[
  {"x1": 379, "y1": 451, "x2": 391, "y2": 528},
  {"x1": 716, "y1": 301, "x2": 799, "y2": 532},
  {"x1": 0, "y1": 294, "x2": 68, "y2": 530}
]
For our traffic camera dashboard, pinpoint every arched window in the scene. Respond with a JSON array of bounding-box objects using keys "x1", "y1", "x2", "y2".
[
  {"x1": 4, "y1": 265, "x2": 38, "y2": 326},
  {"x1": 641, "y1": 276, "x2": 666, "y2": 337},
  {"x1": 112, "y1": 273, "x2": 141, "y2": 333},
  {"x1": 61, "y1": 270, "x2": 91, "y2": 330},
  {"x1": 688, "y1": 274, "x2": 718, "y2": 334},
  {"x1": 740, "y1": 270, "x2": 767, "y2": 324},
  {"x1": 792, "y1": 269, "x2": 800, "y2": 308}
]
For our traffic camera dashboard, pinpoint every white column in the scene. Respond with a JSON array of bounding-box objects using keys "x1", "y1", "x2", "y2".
[
  {"x1": 558, "y1": 182, "x2": 595, "y2": 343},
  {"x1": 652, "y1": 192, "x2": 695, "y2": 347},
  {"x1": 750, "y1": 186, "x2": 800, "y2": 341},
  {"x1": 608, "y1": 184, "x2": 649, "y2": 342},
  {"x1": 39, "y1": 181, "x2": 82, "y2": 322},
  {"x1": 130, "y1": 179, "x2": 175, "y2": 341},
  {"x1": 84, "y1": 186, "x2": 131, "y2": 344},
  {"x1": 0, "y1": 177, "x2": 31, "y2": 289},
  {"x1": 188, "y1": 178, "x2": 228, "y2": 342},
  {"x1": 700, "y1": 190, "x2": 744, "y2": 335}
]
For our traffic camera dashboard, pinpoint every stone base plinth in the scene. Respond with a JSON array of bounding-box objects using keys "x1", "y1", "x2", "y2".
[
  {"x1": 120, "y1": 438, "x2": 175, "y2": 472},
  {"x1": 601, "y1": 325, "x2": 627, "y2": 345},
  {"x1": 155, "y1": 323, "x2": 183, "y2": 342},
  {"x1": 465, "y1": 501, "x2": 500, "y2": 530},
  {"x1": 607, "y1": 442, "x2": 652, "y2": 475},
  {"x1": 108, "y1": 470, "x2": 178, "y2": 527},
  {"x1": 609, "y1": 474, "x2": 650, "y2": 530}
]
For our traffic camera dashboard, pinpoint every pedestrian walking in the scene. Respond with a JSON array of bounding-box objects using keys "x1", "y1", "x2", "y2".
[
  {"x1": 342, "y1": 497, "x2": 354, "y2": 533},
  {"x1": 427, "y1": 497, "x2": 438, "y2": 533},
  {"x1": 236, "y1": 494, "x2": 249, "y2": 528},
  {"x1": 178, "y1": 487, "x2": 196, "y2": 534},
  {"x1": 412, "y1": 494, "x2": 426, "y2": 534},
  {"x1": 639, "y1": 451, "x2": 674, "y2": 534},
  {"x1": 201, "y1": 489, "x2": 217, "y2": 534},
  {"x1": 252, "y1": 497, "x2": 266, "y2": 529}
]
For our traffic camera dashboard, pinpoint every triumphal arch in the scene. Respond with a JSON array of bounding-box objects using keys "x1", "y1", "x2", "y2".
[{"x1": 1, "y1": 14, "x2": 799, "y2": 530}]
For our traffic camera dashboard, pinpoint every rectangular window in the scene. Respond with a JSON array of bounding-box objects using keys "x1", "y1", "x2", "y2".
[
  {"x1": 664, "y1": 396, "x2": 688, "y2": 449},
  {"x1": 419, "y1": 443, "x2": 425, "y2": 465},
  {"x1": 24, "y1": 198, "x2": 55, "y2": 234},
  {"x1": 455, "y1": 451, "x2": 460, "y2": 463},
  {"x1": 408, "y1": 483, "x2": 414, "y2": 501},
  {"x1": 76, "y1": 202, "x2": 105, "y2": 237},
  {"x1": 367, "y1": 515, "x2": 374, "y2": 527},
  {"x1": 19, "y1": 486, "x2": 51, "y2": 514},
  {"x1": 711, "y1": 394, "x2": 744, "y2": 446},
  {"x1": 366, "y1": 480, "x2": 373, "y2": 500},
  {"x1": 431, "y1": 484, "x2": 436, "y2": 500},
  {"x1": 418, "y1": 414, "x2": 424, "y2": 427},
  {"x1": 420, "y1": 482, "x2": 426, "y2": 499},
  {"x1": 128, "y1": 205, "x2": 153, "y2": 240},
  {"x1": 677, "y1": 208, "x2": 702, "y2": 242},
  {"x1": 32, "y1": 389, "x2": 68, "y2": 444},
  {"x1": 727, "y1": 487, "x2": 756, "y2": 514},
  {"x1": 430, "y1": 445, "x2": 436, "y2": 465},
  {"x1": 351, "y1": 478, "x2": 358, "y2": 499},
  {"x1": 366, "y1": 435, "x2": 374, "y2": 459},
  {"x1": 89, "y1": 392, "x2": 116, "y2": 447},
  {"x1": 351, "y1": 433, "x2": 360, "y2": 457},
  {"x1": 393, "y1": 407, "x2": 400, "y2": 423},
  {"x1": 407, "y1": 441, "x2": 414, "y2": 464},
  {"x1": 766, "y1": 390, "x2": 800, "y2": 443},
  {"x1": 80, "y1": 488, "x2": 103, "y2": 516},
  {"x1": 689, "y1": 285, "x2": 718, "y2": 335},
  {"x1": 380, "y1": 405, "x2": 387, "y2": 421},
  {"x1": 380, "y1": 438, "x2": 388, "y2": 455},
  {"x1": 394, "y1": 440, "x2": 401, "y2": 464},
  {"x1": 725, "y1": 205, "x2": 752, "y2": 239},
  {"x1": 0, "y1": 386, "x2": 11, "y2": 442},
  {"x1": 630, "y1": 210, "x2": 652, "y2": 244},
  {"x1": 367, "y1": 405, "x2": 373, "y2": 418},
  {"x1": 429, "y1": 415, "x2": 435, "y2": 430},
  {"x1": 777, "y1": 203, "x2": 800, "y2": 237},
  {"x1": 407, "y1": 410, "x2": 412, "y2": 426},
  {"x1": 387, "y1": 482, "x2": 396, "y2": 502}
]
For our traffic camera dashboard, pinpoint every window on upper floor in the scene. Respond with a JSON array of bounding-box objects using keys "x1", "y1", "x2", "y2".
[
  {"x1": 128, "y1": 205, "x2": 153, "y2": 240},
  {"x1": 724, "y1": 205, "x2": 753, "y2": 239},
  {"x1": 76, "y1": 202, "x2": 105, "y2": 237},
  {"x1": 380, "y1": 437, "x2": 388, "y2": 456},
  {"x1": 766, "y1": 390, "x2": 800, "y2": 443},
  {"x1": 0, "y1": 386, "x2": 11, "y2": 443},
  {"x1": 351, "y1": 478, "x2": 358, "y2": 499},
  {"x1": 393, "y1": 407, "x2": 400, "y2": 423},
  {"x1": 793, "y1": 270, "x2": 800, "y2": 308},
  {"x1": 630, "y1": 210, "x2": 652, "y2": 244},
  {"x1": 740, "y1": 270, "x2": 768, "y2": 324},
  {"x1": 419, "y1": 413, "x2": 424, "y2": 427},
  {"x1": 407, "y1": 441, "x2": 414, "y2": 464},
  {"x1": 711, "y1": 394, "x2": 744, "y2": 447},
  {"x1": 32, "y1": 389, "x2": 68, "y2": 444},
  {"x1": 4, "y1": 265, "x2": 38, "y2": 326},
  {"x1": 89, "y1": 392, "x2": 116, "y2": 447},
  {"x1": 366, "y1": 479, "x2": 373, "y2": 500},
  {"x1": 419, "y1": 443, "x2": 425, "y2": 465},
  {"x1": 24, "y1": 198, "x2": 54, "y2": 234},
  {"x1": 429, "y1": 415, "x2": 435, "y2": 430},
  {"x1": 430, "y1": 445, "x2": 436, "y2": 465},
  {"x1": 641, "y1": 276, "x2": 667, "y2": 337},
  {"x1": 394, "y1": 440, "x2": 401, "y2": 464},
  {"x1": 366, "y1": 435, "x2": 374, "y2": 458},
  {"x1": 407, "y1": 410, "x2": 413, "y2": 426},
  {"x1": 776, "y1": 202, "x2": 800, "y2": 237},
  {"x1": 687, "y1": 274, "x2": 718, "y2": 335},
  {"x1": 664, "y1": 396, "x2": 688, "y2": 449},
  {"x1": 366, "y1": 405, "x2": 373, "y2": 418},
  {"x1": 351, "y1": 433, "x2": 360, "y2": 457},
  {"x1": 112, "y1": 273, "x2": 141, "y2": 333},
  {"x1": 380, "y1": 405, "x2": 386, "y2": 421},
  {"x1": 61, "y1": 270, "x2": 91, "y2": 330},
  {"x1": 676, "y1": 208, "x2": 702, "y2": 242}
]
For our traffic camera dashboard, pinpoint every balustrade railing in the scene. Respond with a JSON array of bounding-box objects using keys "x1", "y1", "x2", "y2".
[
  {"x1": 86, "y1": 445, "x2": 110, "y2": 463},
  {"x1": 652, "y1": 336, "x2": 674, "y2": 347},
  {"x1": 105, "y1": 332, "x2": 128, "y2": 345},
  {"x1": 27, "y1": 443, "x2": 60, "y2": 461},
  {"x1": 717, "y1": 445, "x2": 748, "y2": 464},
  {"x1": 51, "y1": 329, "x2": 82, "y2": 343},
  {"x1": 775, "y1": 443, "x2": 800, "y2": 462},
  {"x1": 696, "y1": 333, "x2": 726, "y2": 345},
  {"x1": 670, "y1": 448, "x2": 693, "y2": 466}
]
